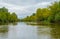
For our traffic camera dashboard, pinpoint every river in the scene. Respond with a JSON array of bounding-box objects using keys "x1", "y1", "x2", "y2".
[{"x1": 0, "y1": 22, "x2": 60, "y2": 39}]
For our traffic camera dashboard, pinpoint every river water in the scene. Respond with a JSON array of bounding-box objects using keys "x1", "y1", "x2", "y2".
[{"x1": 0, "y1": 22, "x2": 60, "y2": 39}]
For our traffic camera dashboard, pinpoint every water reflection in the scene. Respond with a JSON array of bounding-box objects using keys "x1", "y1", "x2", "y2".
[
  {"x1": 0, "y1": 22, "x2": 59, "y2": 39},
  {"x1": 12, "y1": 22, "x2": 18, "y2": 25},
  {"x1": 0, "y1": 25, "x2": 8, "y2": 33},
  {"x1": 0, "y1": 25, "x2": 8, "y2": 39},
  {"x1": 37, "y1": 26, "x2": 51, "y2": 39},
  {"x1": 37, "y1": 24, "x2": 60, "y2": 39},
  {"x1": 50, "y1": 24, "x2": 60, "y2": 39}
]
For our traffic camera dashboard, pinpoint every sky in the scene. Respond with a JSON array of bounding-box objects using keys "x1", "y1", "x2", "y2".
[{"x1": 0, "y1": 0, "x2": 59, "y2": 18}]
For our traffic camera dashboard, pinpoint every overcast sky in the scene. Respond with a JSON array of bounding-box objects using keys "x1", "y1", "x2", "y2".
[{"x1": 0, "y1": 0, "x2": 59, "y2": 18}]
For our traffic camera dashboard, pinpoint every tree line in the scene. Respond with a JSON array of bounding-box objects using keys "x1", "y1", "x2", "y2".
[
  {"x1": 21, "y1": 1, "x2": 60, "y2": 23},
  {"x1": 0, "y1": 7, "x2": 18, "y2": 23}
]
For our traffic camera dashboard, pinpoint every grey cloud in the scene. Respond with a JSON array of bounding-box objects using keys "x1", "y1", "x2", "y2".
[
  {"x1": 0, "y1": 0, "x2": 59, "y2": 18},
  {"x1": 2, "y1": 0, "x2": 58, "y2": 6}
]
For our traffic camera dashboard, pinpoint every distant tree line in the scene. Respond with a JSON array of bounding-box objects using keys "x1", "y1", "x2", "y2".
[
  {"x1": 0, "y1": 7, "x2": 18, "y2": 23},
  {"x1": 21, "y1": 1, "x2": 60, "y2": 23}
]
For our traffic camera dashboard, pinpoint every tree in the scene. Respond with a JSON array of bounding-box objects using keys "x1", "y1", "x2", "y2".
[
  {"x1": 0, "y1": 7, "x2": 18, "y2": 23},
  {"x1": 10, "y1": 12, "x2": 18, "y2": 22},
  {"x1": 48, "y1": 1, "x2": 60, "y2": 23}
]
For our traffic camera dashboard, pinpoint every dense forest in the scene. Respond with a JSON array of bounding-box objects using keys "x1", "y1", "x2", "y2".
[
  {"x1": 21, "y1": 1, "x2": 60, "y2": 24},
  {"x1": 0, "y1": 7, "x2": 18, "y2": 23}
]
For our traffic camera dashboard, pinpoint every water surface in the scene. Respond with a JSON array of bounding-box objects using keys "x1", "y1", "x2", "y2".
[{"x1": 0, "y1": 22, "x2": 60, "y2": 39}]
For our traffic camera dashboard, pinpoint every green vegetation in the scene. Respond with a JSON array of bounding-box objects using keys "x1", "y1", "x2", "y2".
[
  {"x1": 0, "y1": 7, "x2": 18, "y2": 24},
  {"x1": 21, "y1": 1, "x2": 60, "y2": 24}
]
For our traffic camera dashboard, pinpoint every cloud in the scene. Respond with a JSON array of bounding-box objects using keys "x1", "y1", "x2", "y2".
[
  {"x1": 0, "y1": 2, "x2": 26, "y2": 11},
  {"x1": 0, "y1": 0, "x2": 59, "y2": 18}
]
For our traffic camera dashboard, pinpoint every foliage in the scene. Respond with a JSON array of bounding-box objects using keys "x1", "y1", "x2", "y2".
[
  {"x1": 0, "y1": 7, "x2": 18, "y2": 23},
  {"x1": 21, "y1": 1, "x2": 60, "y2": 23}
]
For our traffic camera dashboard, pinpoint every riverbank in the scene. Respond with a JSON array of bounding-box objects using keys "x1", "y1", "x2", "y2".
[
  {"x1": 25, "y1": 22, "x2": 60, "y2": 26},
  {"x1": 0, "y1": 22, "x2": 18, "y2": 25}
]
